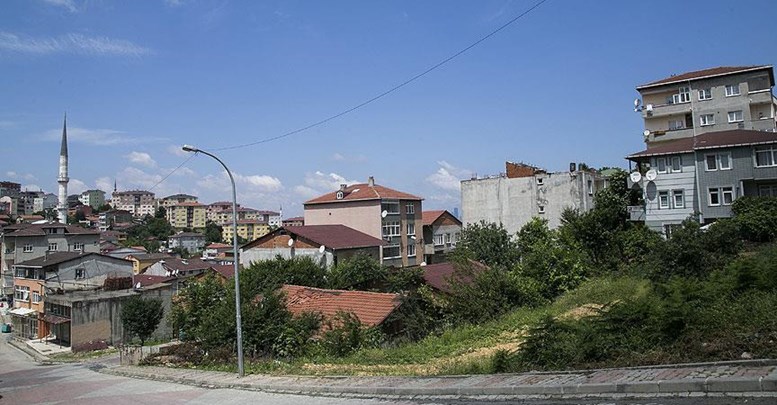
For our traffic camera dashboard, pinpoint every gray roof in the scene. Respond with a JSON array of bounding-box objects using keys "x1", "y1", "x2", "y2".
[{"x1": 13, "y1": 252, "x2": 130, "y2": 268}]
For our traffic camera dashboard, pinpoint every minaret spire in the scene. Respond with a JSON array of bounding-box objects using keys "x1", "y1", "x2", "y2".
[{"x1": 57, "y1": 113, "x2": 69, "y2": 223}]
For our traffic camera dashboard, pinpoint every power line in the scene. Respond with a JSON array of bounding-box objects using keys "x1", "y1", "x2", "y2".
[
  {"x1": 148, "y1": 153, "x2": 196, "y2": 193},
  {"x1": 210, "y1": 0, "x2": 550, "y2": 152}
]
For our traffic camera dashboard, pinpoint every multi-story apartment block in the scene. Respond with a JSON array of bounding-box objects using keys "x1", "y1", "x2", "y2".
[
  {"x1": 421, "y1": 210, "x2": 462, "y2": 264},
  {"x1": 282, "y1": 216, "x2": 304, "y2": 227},
  {"x1": 166, "y1": 202, "x2": 207, "y2": 231},
  {"x1": 304, "y1": 176, "x2": 424, "y2": 267},
  {"x1": 206, "y1": 201, "x2": 239, "y2": 222},
  {"x1": 637, "y1": 65, "x2": 776, "y2": 145},
  {"x1": 111, "y1": 190, "x2": 156, "y2": 217},
  {"x1": 1, "y1": 222, "x2": 100, "y2": 298},
  {"x1": 627, "y1": 129, "x2": 777, "y2": 235},
  {"x1": 168, "y1": 231, "x2": 207, "y2": 253},
  {"x1": 78, "y1": 189, "x2": 106, "y2": 209},
  {"x1": 159, "y1": 193, "x2": 198, "y2": 209},
  {"x1": 221, "y1": 219, "x2": 270, "y2": 243},
  {"x1": 33, "y1": 193, "x2": 58, "y2": 213},
  {"x1": 256, "y1": 210, "x2": 281, "y2": 227},
  {"x1": 0, "y1": 181, "x2": 21, "y2": 199},
  {"x1": 461, "y1": 162, "x2": 603, "y2": 234}
]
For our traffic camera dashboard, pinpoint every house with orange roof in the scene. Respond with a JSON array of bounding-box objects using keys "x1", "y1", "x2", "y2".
[
  {"x1": 421, "y1": 210, "x2": 462, "y2": 264},
  {"x1": 304, "y1": 176, "x2": 423, "y2": 267}
]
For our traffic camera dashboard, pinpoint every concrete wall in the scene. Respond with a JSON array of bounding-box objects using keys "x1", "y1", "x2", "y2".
[
  {"x1": 461, "y1": 171, "x2": 598, "y2": 235},
  {"x1": 642, "y1": 153, "x2": 697, "y2": 233},
  {"x1": 304, "y1": 200, "x2": 382, "y2": 238},
  {"x1": 47, "y1": 255, "x2": 134, "y2": 290}
]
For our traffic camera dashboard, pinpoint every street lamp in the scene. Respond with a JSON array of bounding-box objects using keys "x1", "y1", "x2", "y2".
[{"x1": 182, "y1": 145, "x2": 244, "y2": 377}]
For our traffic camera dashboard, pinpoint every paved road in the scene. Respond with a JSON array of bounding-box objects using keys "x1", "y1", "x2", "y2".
[{"x1": 0, "y1": 334, "x2": 773, "y2": 404}]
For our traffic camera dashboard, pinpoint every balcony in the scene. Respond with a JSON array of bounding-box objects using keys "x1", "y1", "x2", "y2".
[
  {"x1": 747, "y1": 89, "x2": 774, "y2": 105},
  {"x1": 628, "y1": 205, "x2": 645, "y2": 222},
  {"x1": 641, "y1": 101, "x2": 692, "y2": 119}
]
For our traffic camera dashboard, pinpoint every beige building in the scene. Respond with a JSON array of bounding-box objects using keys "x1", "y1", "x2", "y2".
[
  {"x1": 637, "y1": 65, "x2": 776, "y2": 146},
  {"x1": 111, "y1": 190, "x2": 156, "y2": 217},
  {"x1": 166, "y1": 202, "x2": 207, "y2": 231},
  {"x1": 304, "y1": 176, "x2": 423, "y2": 267},
  {"x1": 222, "y1": 219, "x2": 270, "y2": 243},
  {"x1": 159, "y1": 193, "x2": 198, "y2": 209}
]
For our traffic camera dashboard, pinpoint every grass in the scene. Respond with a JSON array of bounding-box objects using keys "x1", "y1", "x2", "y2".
[
  {"x1": 238, "y1": 275, "x2": 651, "y2": 376},
  {"x1": 50, "y1": 347, "x2": 118, "y2": 362}
]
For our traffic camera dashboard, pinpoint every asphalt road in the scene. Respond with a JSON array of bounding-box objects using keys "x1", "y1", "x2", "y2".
[{"x1": 0, "y1": 334, "x2": 773, "y2": 405}]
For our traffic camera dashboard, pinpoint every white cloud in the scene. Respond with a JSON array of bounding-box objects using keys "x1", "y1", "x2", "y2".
[
  {"x1": 330, "y1": 152, "x2": 367, "y2": 163},
  {"x1": 41, "y1": 0, "x2": 77, "y2": 12},
  {"x1": 68, "y1": 178, "x2": 88, "y2": 194},
  {"x1": 426, "y1": 161, "x2": 469, "y2": 192},
  {"x1": 6, "y1": 171, "x2": 37, "y2": 181},
  {"x1": 117, "y1": 167, "x2": 163, "y2": 190},
  {"x1": 125, "y1": 151, "x2": 157, "y2": 168},
  {"x1": 95, "y1": 177, "x2": 113, "y2": 192},
  {"x1": 0, "y1": 32, "x2": 152, "y2": 57},
  {"x1": 21, "y1": 184, "x2": 42, "y2": 192},
  {"x1": 293, "y1": 185, "x2": 320, "y2": 199},
  {"x1": 44, "y1": 126, "x2": 166, "y2": 146},
  {"x1": 164, "y1": 0, "x2": 185, "y2": 6},
  {"x1": 197, "y1": 171, "x2": 282, "y2": 193}
]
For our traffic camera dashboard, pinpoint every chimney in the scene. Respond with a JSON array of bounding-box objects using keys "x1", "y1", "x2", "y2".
[
  {"x1": 368, "y1": 176, "x2": 375, "y2": 187},
  {"x1": 339, "y1": 184, "x2": 347, "y2": 191}
]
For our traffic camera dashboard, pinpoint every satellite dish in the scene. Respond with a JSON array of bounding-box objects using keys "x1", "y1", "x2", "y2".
[
  {"x1": 420, "y1": 262, "x2": 427, "y2": 267},
  {"x1": 319, "y1": 245, "x2": 325, "y2": 253},
  {"x1": 410, "y1": 235, "x2": 416, "y2": 240},
  {"x1": 643, "y1": 130, "x2": 651, "y2": 137},
  {"x1": 646, "y1": 104, "x2": 653, "y2": 112},
  {"x1": 287, "y1": 238, "x2": 295, "y2": 247},
  {"x1": 645, "y1": 169, "x2": 658, "y2": 181},
  {"x1": 134, "y1": 282, "x2": 141, "y2": 289},
  {"x1": 629, "y1": 171, "x2": 642, "y2": 183},
  {"x1": 381, "y1": 210, "x2": 388, "y2": 218}
]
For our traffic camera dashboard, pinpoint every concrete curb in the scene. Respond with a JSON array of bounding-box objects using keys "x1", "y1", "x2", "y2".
[
  {"x1": 101, "y1": 365, "x2": 777, "y2": 399},
  {"x1": 7, "y1": 338, "x2": 53, "y2": 364}
]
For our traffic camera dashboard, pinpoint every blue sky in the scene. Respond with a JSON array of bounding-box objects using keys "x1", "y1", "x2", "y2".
[{"x1": 2, "y1": 0, "x2": 776, "y2": 217}]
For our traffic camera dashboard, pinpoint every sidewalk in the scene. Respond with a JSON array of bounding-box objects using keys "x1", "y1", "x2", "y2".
[{"x1": 103, "y1": 360, "x2": 777, "y2": 399}]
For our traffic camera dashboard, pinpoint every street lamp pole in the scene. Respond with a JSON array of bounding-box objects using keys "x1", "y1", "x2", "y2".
[{"x1": 182, "y1": 145, "x2": 244, "y2": 377}]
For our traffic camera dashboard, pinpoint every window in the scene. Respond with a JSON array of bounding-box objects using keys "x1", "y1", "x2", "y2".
[
  {"x1": 709, "y1": 187, "x2": 735, "y2": 206},
  {"x1": 73, "y1": 242, "x2": 84, "y2": 251},
  {"x1": 706, "y1": 153, "x2": 731, "y2": 171},
  {"x1": 32, "y1": 291, "x2": 42, "y2": 304},
  {"x1": 383, "y1": 245, "x2": 401, "y2": 259},
  {"x1": 536, "y1": 177, "x2": 544, "y2": 186},
  {"x1": 759, "y1": 185, "x2": 777, "y2": 197},
  {"x1": 668, "y1": 119, "x2": 685, "y2": 130},
  {"x1": 672, "y1": 190, "x2": 685, "y2": 209},
  {"x1": 754, "y1": 146, "x2": 777, "y2": 167},
  {"x1": 381, "y1": 221, "x2": 400, "y2": 237},
  {"x1": 587, "y1": 180, "x2": 593, "y2": 196},
  {"x1": 407, "y1": 243, "x2": 416, "y2": 257},
  {"x1": 14, "y1": 285, "x2": 29, "y2": 302},
  {"x1": 700, "y1": 114, "x2": 715, "y2": 126},
  {"x1": 673, "y1": 86, "x2": 691, "y2": 103},
  {"x1": 656, "y1": 157, "x2": 667, "y2": 173},
  {"x1": 670, "y1": 156, "x2": 682, "y2": 172},
  {"x1": 433, "y1": 234, "x2": 444, "y2": 246},
  {"x1": 48, "y1": 242, "x2": 58, "y2": 251},
  {"x1": 444, "y1": 233, "x2": 452, "y2": 244},
  {"x1": 75, "y1": 268, "x2": 85, "y2": 279},
  {"x1": 728, "y1": 110, "x2": 744, "y2": 123},
  {"x1": 405, "y1": 203, "x2": 415, "y2": 215},
  {"x1": 698, "y1": 88, "x2": 712, "y2": 100},
  {"x1": 406, "y1": 223, "x2": 415, "y2": 236},
  {"x1": 381, "y1": 201, "x2": 400, "y2": 214},
  {"x1": 23, "y1": 244, "x2": 33, "y2": 253},
  {"x1": 658, "y1": 191, "x2": 670, "y2": 209},
  {"x1": 538, "y1": 205, "x2": 546, "y2": 214},
  {"x1": 725, "y1": 84, "x2": 741, "y2": 97}
]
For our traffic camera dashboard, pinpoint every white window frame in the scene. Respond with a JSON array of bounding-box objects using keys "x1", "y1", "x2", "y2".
[
  {"x1": 727, "y1": 110, "x2": 744, "y2": 123},
  {"x1": 48, "y1": 242, "x2": 58, "y2": 251},
  {"x1": 718, "y1": 153, "x2": 732, "y2": 170},
  {"x1": 656, "y1": 157, "x2": 668, "y2": 173},
  {"x1": 406, "y1": 223, "x2": 415, "y2": 236},
  {"x1": 405, "y1": 203, "x2": 415, "y2": 215},
  {"x1": 536, "y1": 177, "x2": 544, "y2": 186},
  {"x1": 673, "y1": 86, "x2": 691, "y2": 104},
  {"x1": 670, "y1": 156, "x2": 682, "y2": 173},
  {"x1": 754, "y1": 146, "x2": 777, "y2": 168},
  {"x1": 383, "y1": 245, "x2": 401, "y2": 259},
  {"x1": 433, "y1": 234, "x2": 444, "y2": 246},
  {"x1": 444, "y1": 233, "x2": 452, "y2": 244},
  {"x1": 700, "y1": 114, "x2": 715, "y2": 126},
  {"x1": 672, "y1": 190, "x2": 685, "y2": 209},
  {"x1": 708, "y1": 187, "x2": 735, "y2": 206},
  {"x1": 759, "y1": 185, "x2": 777, "y2": 197},
  {"x1": 14, "y1": 285, "x2": 30, "y2": 302},
  {"x1": 75, "y1": 268, "x2": 85, "y2": 279},
  {"x1": 725, "y1": 84, "x2": 741, "y2": 97},
  {"x1": 705, "y1": 153, "x2": 731, "y2": 171},
  {"x1": 668, "y1": 119, "x2": 685, "y2": 130},
  {"x1": 698, "y1": 88, "x2": 712, "y2": 100},
  {"x1": 721, "y1": 186, "x2": 735, "y2": 205},
  {"x1": 538, "y1": 205, "x2": 546, "y2": 214},
  {"x1": 658, "y1": 191, "x2": 670, "y2": 209},
  {"x1": 23, "y1": 244, "x2": 33, "y2": 253},
  {"x1": 381, "y1": 221, "x2": 400, "y2": 238},
  {"x1": 407, "y1": 242, "x2": 416, "y2": 257},
  {"x1": 381, "y1": 201, "x2": 400, "y2": 214},
  {"x1": 32, "y1": 291, "x2": 42, "y2": 304},
  {"x1": 73, "y1": 242, "x2": 84, "y2": 251},
  {"x1": 708, "y1": 188, "x2": 721, "y2": 206}
]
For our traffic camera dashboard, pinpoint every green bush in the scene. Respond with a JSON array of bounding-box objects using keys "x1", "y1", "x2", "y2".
[
  {"x1": 319, "y1": 311, "x2": 384, "y2": 357},
  {"x1": 731, "y1": 196, "x2": 777, "y2": 242}
]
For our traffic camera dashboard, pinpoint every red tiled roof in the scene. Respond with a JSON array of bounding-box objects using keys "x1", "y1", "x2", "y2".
[
  {"x1": 5, "y1": 223, "x2": 100, "y2": 237},
  {"x1": 242, "y1": 225, "x2": 386, "y2": 250},
  {"x1": 637, "y1": 65, "x2": 773, "y2": 89},
  {"x1": 211, "y1": 264, "x2": 234, "y2": 279},
  {"x1": 422, "y1": 261, "x2": 488, "y2": 294},
  {"x1": 160, "y1": 258, "x2": 213, "y2": 272},
  {"x1": 134, "y1": 274, "x2": 174, "y2": 287},
  {"x1": 172, "y1": 202, "x2": 204, "y2": 207},
  {"x1": 206, "y1": 242, "x2": 231, "y2": 249},
  {"x1": 284, "y1": 216, "x2": 304, "y2": 222},
  {"x1": 305, "y1": 183, "x2": 422, "y2": 205},
  {"x1": 627, "y1": 129, "x2": 777, "y2": 160},
  {"x1": 280, "y1": 284, "x2": 401, "y2": 327},
  {"x1": 422, "y1": 210, "x2": 446, "y2": 226}
]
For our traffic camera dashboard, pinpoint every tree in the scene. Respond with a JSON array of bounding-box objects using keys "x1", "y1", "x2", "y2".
[
  {"x1": 327, "y1": 253, "x2": 387, "y2": 290},
  {"x1": 122, "y1": 295, "x2": 164, "y2": 346},
  {"x1": 451, "y1": 221, "x2": 520, "y2": 268},
  {"x1": 204, "y1": 221, "x2": 223, "y2": 243},
  {"x1": 155, "y1": 206, "x2": 167, "y2": 219}
]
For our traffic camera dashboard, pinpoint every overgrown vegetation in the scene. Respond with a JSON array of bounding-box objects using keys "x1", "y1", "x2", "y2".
[
  {"x1": 122, "y1": 295, "x2": 164, "y2": 346},
  {"x1": 154, "y1": 170, "x2": 777, "y2": 375}
]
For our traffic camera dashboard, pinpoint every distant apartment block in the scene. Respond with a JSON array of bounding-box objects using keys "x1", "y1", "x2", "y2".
[
  {"x1": 637, "y1": 65, "x2": 776, "y2": 145},
  {"x1": 206, "y1": 201, "x2": 239, "y2": 222},
  {"x1": 166, "y1": 202, "x2": 207, "y2": 231},
  {"x1": 304, "y1": 176, "x2": 424, "y2": 267},
  {"x1": 111, "y1": 190, "x2": 156, "y2": 217},
  {"x1": 282, "y1": 216, "x2": 304, "y2": 227},
  {"x1": 33, "y1": 193, "x2": 58, "y2": 213},
  {"x1": 159, "y1": 193, "x2": 198, "y2": 209},
  {"x1": 421, "y1": 210, "x2": 462, "y2": 264},
  {"x1": 222, "y1": 219, "x2": 270, "y2": 243},
  {"x1": 461, "y1": 162, "x2": 603, "y2": 234},
  {"x1": 78, "y1": 189, "x2": 106, "y2": 209},
  {"x1": 168, "y1": 231, "x2": 207, "y2": 253}
]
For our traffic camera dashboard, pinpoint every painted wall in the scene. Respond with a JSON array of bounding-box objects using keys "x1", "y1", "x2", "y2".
[{"x1": 642, "y1": 153, "x2": 697, "y2": 233}]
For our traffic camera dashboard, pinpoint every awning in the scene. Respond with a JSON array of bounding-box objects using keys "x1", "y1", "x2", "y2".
[
  {"x1": 43, "y1": 314, "x2": 71, "y2": 324},
  {"x1": 9, "y1": 307, "x2": 37, "y2": 316}
]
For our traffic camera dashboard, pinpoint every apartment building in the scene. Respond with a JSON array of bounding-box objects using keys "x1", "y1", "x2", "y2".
[
  {"x1": 159, "y1": 193, "x2": 198, "y2": 209},
  {"x1": 206, "y1": 201, "x2": 238, "y2": 221},
  {"x1": 166, "y1": 202, "x2": 207, "y2": 231},
  {"x1": 637, "y1": 65, "x2": 776, "y2": 145},
  {"x1": 33, "y1": 193, "x2": 58, "y2": 213},
  {"x1": 421, "y1": 210, "x2": 462, "y2": 264},
  {"x1": 1, "y1": 222, "x2": 100, "y2": 298},
  {"x1": 304, "y1": 176, "x2": 423, "y2": 267},
  {"x1": 111, "y1": 190, "x2": 156, "y2": 217},
  {"x1": 627, "y1": 129, "x2": 777, "y2": 234},
  {"x1": 461, "y1": 162, "x2": 603, "y2": 234},
  {"x1": 222, "y1": 219, "x2": 270, "y2": 243},
  {"x1": 78, "y1": 189, "x2": 106, "y2": 209}
]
